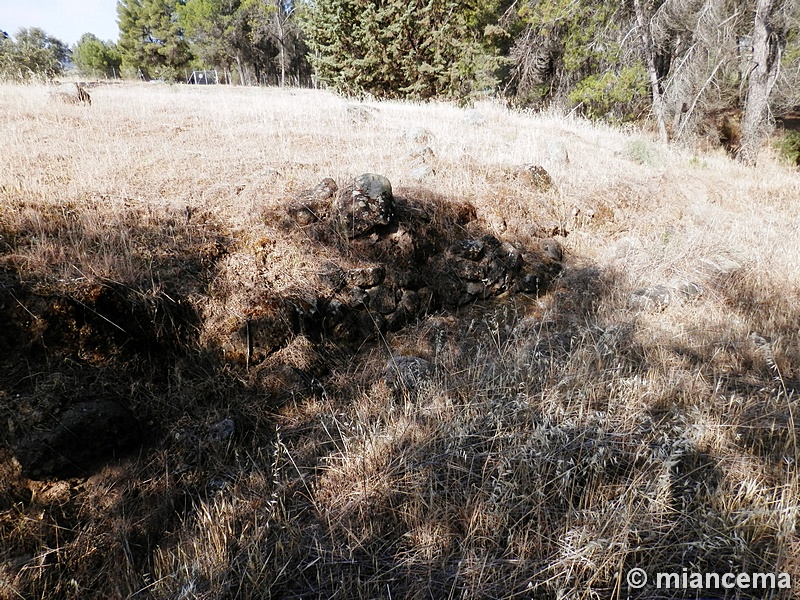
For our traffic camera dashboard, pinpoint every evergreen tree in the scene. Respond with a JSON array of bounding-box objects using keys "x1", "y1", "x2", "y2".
[
  {"x1": 118, "y1": 0, "x2": 192, "y2": 80},
  {"x1": 507, "y1": 0, "x2": 647, "y2": 121},
  {"x1": 73, "y1": 33, "x2": 122, "y2": 78},
  {"x1": 179, "y1": 0, "x2": 311, "y2": 85},
  {"x1": 303, "y1": 0, "x2": 510, "y2": 100}
]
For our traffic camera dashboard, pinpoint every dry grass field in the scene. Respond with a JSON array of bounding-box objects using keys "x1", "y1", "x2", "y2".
[{"x1": 1, "y1": 81, "x2": 800, "y2": 599}]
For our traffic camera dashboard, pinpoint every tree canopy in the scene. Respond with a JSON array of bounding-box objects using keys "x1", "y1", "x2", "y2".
[
  {"x1": 0, "y1": 28, "x2": 69, "y2": 81},
  {"x1": 303, "y1": 0, "x2": 514, "y2": 100},
  {"x1": 117, "y1": 0, "x2": 193, "y2": 80},
  {"x1": 73, "y1": 33, "x2": 122, "y2": 78}
]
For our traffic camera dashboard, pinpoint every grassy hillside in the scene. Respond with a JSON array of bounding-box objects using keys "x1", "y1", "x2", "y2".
[{"x1": 1, "y1": 82, "x2": 800, "y2": 599}]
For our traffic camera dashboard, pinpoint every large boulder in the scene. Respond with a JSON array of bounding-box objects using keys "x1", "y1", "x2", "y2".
[{"x1": 336, "y1": 173, "x2": 394, "y2": 238}]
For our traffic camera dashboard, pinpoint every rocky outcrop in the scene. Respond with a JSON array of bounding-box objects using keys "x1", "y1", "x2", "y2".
[{"x1": 242, "y1": 175, "x2": 565, "y2": 365}]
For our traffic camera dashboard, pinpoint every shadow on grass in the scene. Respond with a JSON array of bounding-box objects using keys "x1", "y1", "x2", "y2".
[{"x1": 0, "y1": 191, "x2": 798, "y2": 599}]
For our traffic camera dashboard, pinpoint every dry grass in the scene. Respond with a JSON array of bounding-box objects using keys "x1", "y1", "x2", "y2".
[{"x1": 1, "y1": 81, "x2": 800, "y2": 599}]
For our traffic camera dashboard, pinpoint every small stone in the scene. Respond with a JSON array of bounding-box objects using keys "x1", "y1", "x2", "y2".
[
  {"x1": 540, "y1": 238, "x2": 563, "y2": 262},
  {"x1": 287, "y1": 202, "x2": 319, "y2": 225},
  {"x1": 410, "y1": 165, "x2": 434, "y2": 181},
  {"x1": 487, "y1": 213, "x2": 506, "y2": 233},
  {"x1": 500, "y1": 242, "x2": 523, "y2": 271},
  {"x1": 347, "y1": 266, "x2": 385, "y2": 288},
  {"x1": 384, "y1": 356, "x2": 434, "y2": 390},
  {"x1": 397, "y1": 290, "x2": 420, "y2": 315},
  {"x1": 450, "y1": 239, "x2": 485, "y2": 260},
  {"x1": 318, "y1": 262, "x2": 346, "y2": 291},
  {"x1": 344, "y1": 287, "x2": 369, "y2": 309},
  {"x1": 337, "y1": 174, "x2": 394, "y2": 237},
  {"x1": 311, "y1": 177, "x2": 338, "y2": 200},
  {"x1": 409, "y1": 146, "x2": 435, "y2": 161},
  {"x1": 368, "y1": 285, "x2": 397, "y2": 314},
  {"x1": 546, "y1": 140, "x2": 569, "y2": 165},
  {"x1": 210, "y1": 418, "x2": 235, "y2": 442},
  {"x1": 355, "y1": 173, "x2": 393, "y2": 201},
  {"x1": 404, "y1": 127, "x2": 435, "y2": 146},
  {"x1": 629, "y1": 285, "x2": 671, "y2": 310},
  {"x1": 346, "y1": 104, "x2": 376, "y2": 122},
  {"x1": 465, "y1": 281, "x2": 485, "y2": 296},
  {"x1": 674, "y1": 281, "x2": 703, "y2": 298},
  {"x1": 481, "y1": 235, "x2": 502, "y2": 250},
  {"x1": 463, "y1": 110, "x2": 485, "y2": 126},
  {"x1": 516, "y1": 261, "x2": 562, "y2": 294},
  {"x1": 519, "y1": 164, "x2": 554, "y2": 191},
  {"x1": 454, "y1": 260, "x2": 485, "y2": 281}
]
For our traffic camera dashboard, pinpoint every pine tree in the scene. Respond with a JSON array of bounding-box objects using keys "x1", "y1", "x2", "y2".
[
  {"x1": 73, "y1": 33, "x2": 122, "y2": 78},
  {"x1": 303, "y1": 0, "x2": 510, "y2": 100},
  {"x1": 118, "y1": 0, "x2": 192, "y2": 80}
]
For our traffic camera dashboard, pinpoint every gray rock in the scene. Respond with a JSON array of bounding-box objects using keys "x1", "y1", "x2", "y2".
[
  {"x1": 410, "y1": 165, "x2": 434, "y2": 181},
  {"x1": 289, "y1": 177, "x2": 338, "y2": 225},
  {"x1": 397, "y1": 290, "x2": 420, "y2": 315},
  {"x1": 629, "y1": 285, "x2": 671, "y2": 310},
  {"x1": 337, "y1": 173, "x2": 394, "y2": 237},
  {"x1": 210, "y1": 418, "x2": 235, "y2": 442},
  {"x1": 344, "y1": 287, "x2": 369, "y2": 308},
  {"x1": 540, "y1": 238, "x2": 563, "y2": 262},
  {"x1": 368, "y1": 285, "x2": 397, "y2": 314},
  {"x1": 516, "y1": 261, "x2": 562, "y2": 293},
  {"x1": 384, "y1": 356, "x2": 434, "y2": 391},
  {"x1": 404, "y1": 127, "x2": 435, "y2": 146},
  {"x1": 465, "y1": 281, "x2": 486, "y2": 296},
  {"x1": 310, "y1": 177, "x2": 338, "y2": 200},
  {"x1": 454, "y1": 260, "x2": 485, "y2": 281},
  {"x1": 346, "y1": 104, "x2": 376, "y2": 122},
  {"x1": 674, "y1": 281, "x2": 702, "y2": 299},
  {"x1": 449, "y1": 239, "x2": 485, "y2": 261},
  {"x1": 487, "y1": 213, "x2": 507, "y2": 233},
  {"x1": 463, "y1": 110, "x2": 485, "y2": 126},
  {"x1": 546, "y1": 140, "x2": 569, "y2": 165},
  {"x1": 519, "y1": 164, "x2": 554, "y2": 191},
  {"x1": 409, "y1": 146, "x2": 435, "y2": 162},
  {"x1": 318, "y1": 262, "x2": 346, "y2": 291},
  {"x1": 356, "y1": 173, "x2": 392, "y2": 201},
  {"x1": 500, "y1": 242, "x2": 523, "y2": 271},
  {"x1": 287, "y1": 203, "x2": 319, "y2": 225},
  {"x1": 347, "y1": 266, "x2": 385, "y2": 288}
]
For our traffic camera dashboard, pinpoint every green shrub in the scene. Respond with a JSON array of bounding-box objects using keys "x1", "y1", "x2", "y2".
[
  {"x1": 569, "y1": 65, "x2": 648, "y2": 122},
  {"x1": 773, "y1": 130, "x2": 800, "y2": 166}
]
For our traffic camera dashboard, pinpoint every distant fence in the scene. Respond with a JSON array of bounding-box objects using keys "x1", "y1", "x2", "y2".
[{"x1": 187, "y1": 70, "x2": 219, "y2": 85}]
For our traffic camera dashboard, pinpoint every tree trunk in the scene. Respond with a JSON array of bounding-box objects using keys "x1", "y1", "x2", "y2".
[
  {"x1": 275, "y1": 7, "x2": 287, "y2": 88},
  {"x1": 738, "y1": 0, "x2": 782, "y2": 165},
  {"x1": 235, "y1": 53, "x2": 246, "y2": 85},
  {"x1": 633, "y1": 0, "x2": 669, "y2": 144}
]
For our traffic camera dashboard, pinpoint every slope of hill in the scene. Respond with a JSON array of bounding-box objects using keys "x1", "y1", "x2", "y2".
[{"x1": 1, "y1": 82, "x2": 800, "y2": 599}]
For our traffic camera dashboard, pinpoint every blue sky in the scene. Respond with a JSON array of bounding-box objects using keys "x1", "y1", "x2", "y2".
[{"x1": 1, "y1": 0, "x2": 119, "y2": 47}]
